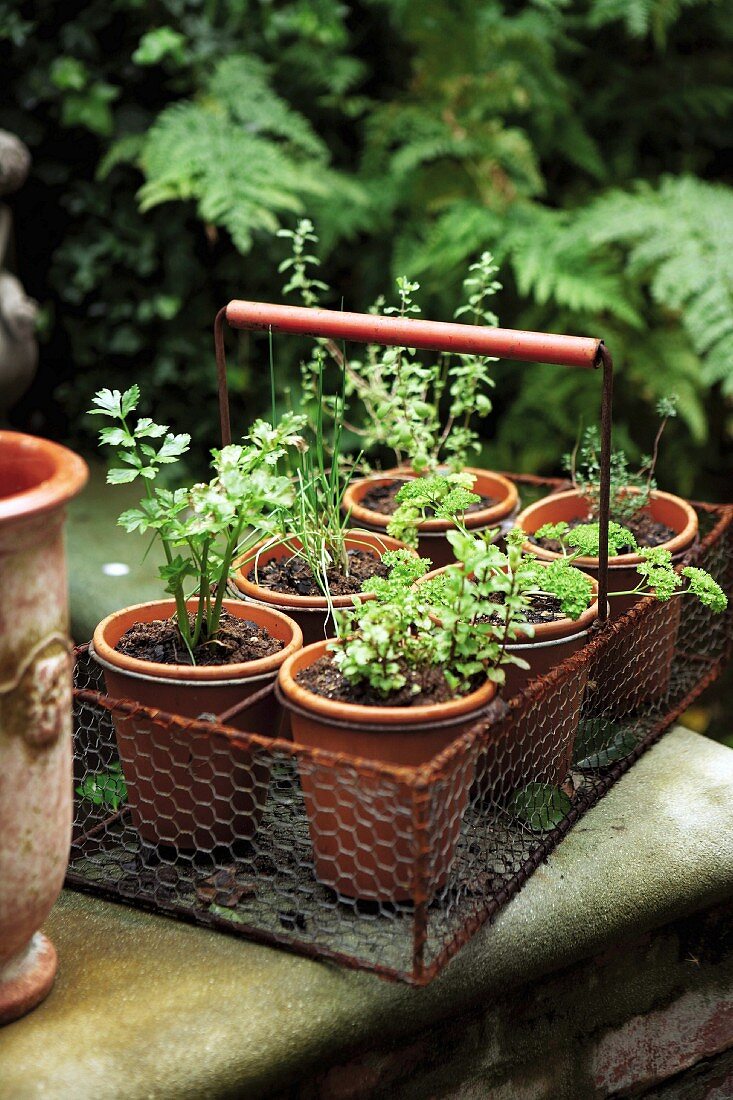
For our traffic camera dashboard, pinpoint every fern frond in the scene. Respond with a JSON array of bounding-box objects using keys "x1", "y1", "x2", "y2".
[
  {"x1": 504, "y1": 204, "x2": 643, "y2": 326},
  {"x1": 138, "y1": 55, "x2": 351, "y2": 253},
  {"x1": 583, "y1": 177, "x2": 733, "y2": 393},
  {"x1": 209, "y1": 54, "x2": 327, "y2": 161},
  {"x1": 587, "y1": 0, "x2": 713, "y2": 46}
]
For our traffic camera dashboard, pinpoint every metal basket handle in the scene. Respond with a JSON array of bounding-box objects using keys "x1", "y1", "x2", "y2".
[{"x1": 214, "y1": 300, "x2": 613, "y2": 621}]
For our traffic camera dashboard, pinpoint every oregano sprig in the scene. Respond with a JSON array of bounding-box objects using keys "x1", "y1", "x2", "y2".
[{"x1": 566, "y1": 396, "x2": 678, "y2": 524}]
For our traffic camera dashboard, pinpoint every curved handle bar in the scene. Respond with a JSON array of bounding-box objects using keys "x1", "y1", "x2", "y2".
[{"x1": 224, "y1": 300, "x2": 604, "y2": 368}]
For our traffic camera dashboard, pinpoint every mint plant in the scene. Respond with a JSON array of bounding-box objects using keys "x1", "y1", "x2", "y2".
[
  {"x1": 535, "y1": 521, "x2": 728, "y2": 612},
  {"x1": 330, "y1": 539, "x2": 537, "y2": 699},
  {"x1": 90, "y1": 384, "x2": 306, "y2": 660},
  {"x1": 346, "y1": 258, "x2": 501, "y2": 473},
  {"x1": 566, "y1": 396, "x2": 678, "y2": 523}
]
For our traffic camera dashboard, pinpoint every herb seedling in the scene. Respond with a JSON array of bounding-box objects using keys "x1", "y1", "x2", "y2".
[
  {"x1": 281, "y1": 220, "x2": 501, "y2": 474},
  {"x1": 535, "y1": 521, "x2": 728, "y2": 612},
  {"x1": 389, "y1": 474, "x2": 596, "y2": 622},
  {"x1": 566, "y1": 396, "x2": 678, "y2": 524},
  {"x1": 90, "y1": 385, "x2": 306, "y2": 661},
  {"x1": 385, "y1": 472, "x2": 480, "y2": 547},
  {"x1": 255, "y1": 321, "x2": 364, "y2": 609}
]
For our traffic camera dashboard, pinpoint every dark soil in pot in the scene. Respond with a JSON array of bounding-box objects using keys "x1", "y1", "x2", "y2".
[
  {"x1": 360, "y1": 479, "x2": 498, "y2": 517},
  {"x1": 296, "y1": 656, "x2": 467, "y2": 707},
  {"x1": 247, "y1": 548, "x2": 388, "y2": 597},
  {"x1": 483, "y1": 592, "x2": 565, "y2": 627},
  {"x1": 115, "y1": 610, "x2": 283, "y2": 666},
  {"x1": 531, "y1": 512, "x2": 676, "y2": 554}
]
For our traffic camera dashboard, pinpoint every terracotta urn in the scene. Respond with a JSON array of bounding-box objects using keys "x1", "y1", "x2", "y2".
[{"x1": 0, "y1": 431, "x2": 87, "y2": 1024}]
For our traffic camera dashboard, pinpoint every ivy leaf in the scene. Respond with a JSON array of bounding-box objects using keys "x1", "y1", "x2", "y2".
[
  {"x1": 133, "y1": 27, "x2": 188, "y2": 67},
  {"x1": 50, "y1": 56, "x2": 88, "y2": 92},
  {"x1": 60, "y1": 82, "x2": 120, "y2": 137}
]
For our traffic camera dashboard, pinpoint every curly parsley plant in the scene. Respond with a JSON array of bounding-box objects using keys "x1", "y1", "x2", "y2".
[{"x1": 535, "y1": 521, "x2": 727, "y2": 612}]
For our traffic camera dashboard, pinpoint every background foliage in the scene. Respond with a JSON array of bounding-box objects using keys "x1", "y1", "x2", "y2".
[{"x1": 1, "y1": 0, "x2": 732, "y2": 497}]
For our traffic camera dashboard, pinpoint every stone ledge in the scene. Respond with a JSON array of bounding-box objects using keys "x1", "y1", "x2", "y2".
[{"x1": 1, "y1": 726, "x2": 732, "y2": 1099}]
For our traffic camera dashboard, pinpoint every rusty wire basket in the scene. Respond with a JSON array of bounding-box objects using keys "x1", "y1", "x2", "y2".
[
  {"x1": 66, "y1": 305, "x2": 732, "y2": 983},
  {"x1": 67, "y1": 488, "x2": 732, "y2": 985}
]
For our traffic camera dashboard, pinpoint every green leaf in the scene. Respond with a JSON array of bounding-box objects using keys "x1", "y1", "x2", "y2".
[
  {"x1": 576, "y1": 728, "x2": 639, "y2": 769},
  {"x1": 89, "y1": 388, "x2": 123, "y2": 418},
  {"x1": 98, "y1": 426, "x2": 131, "y2": 447},
  {"x1": 60, "y1": 82, "x2": 120, "y2": 137},
  {"x1": 107, "y1": 467, "x2": 139, "y2": 484},
  {"x1": 209, "y1": 904, "x2": 247, "y2": 924},
  {"x1": 50, "y1": 56, "x2": 88, "y2": 92},
  {"x1": 135, "y1": 418, "x2": 168, "y2": 439},
  {"x1": 157, "y1": 433, "x2": 190, "y2": 462},
  {"x1": 76, "y1": 764, "x2": 127, "y2": 811},
  {"x1": 120, "y1": 385, "x2": 141, "y2": 418},
  {"x1": 509, "y1": 783, "x2": 572, "y2": 832},
  {"x1": 132, "y1": 27, "x2": 188, "y2": 67}
]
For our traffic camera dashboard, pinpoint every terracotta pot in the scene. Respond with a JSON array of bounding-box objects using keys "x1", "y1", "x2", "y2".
[
  {"x1": 278, "y1": 640, "x2": 494, "y2": 902},
  {"x1": 515, "y1": 488, "x2": 697, "y2": 713},
  {"x1": 417, "y1": 562, "x2": 599, "y2": 796},
  {"x1": 342, "y1": 467, "x2": 520, "y2": 568},
  {"x1": 91, "y1": 599, "x2": 302, "y2": 850},
  {"x1": 0, "y1": 431, "x2": 87, "y2": 1024},
  {"x1": 515, "y1": 488, "x2": 698, "y2": 617},
  {"x1": 233, "y1": 530, "x2": 413, "y2": 646}
]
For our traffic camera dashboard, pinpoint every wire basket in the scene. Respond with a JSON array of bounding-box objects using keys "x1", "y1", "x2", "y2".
[{"x1": 67, "y1": 487, "x2": 732, "y2": 985}]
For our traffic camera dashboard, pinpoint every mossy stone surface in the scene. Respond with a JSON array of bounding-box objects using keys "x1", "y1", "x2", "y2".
[{"x1": 1, "y1": 727, "x2": 732, "y2": 1099}]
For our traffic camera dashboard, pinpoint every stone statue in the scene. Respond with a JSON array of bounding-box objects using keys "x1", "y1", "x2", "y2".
[{"x1": 0, "y1": 130, "x2": 38, "y2": 423}]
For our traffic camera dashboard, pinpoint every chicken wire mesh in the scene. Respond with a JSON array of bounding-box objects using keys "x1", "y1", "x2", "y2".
[{"x1": 67, "y1": 487, "x2": 733, "y2": 985}]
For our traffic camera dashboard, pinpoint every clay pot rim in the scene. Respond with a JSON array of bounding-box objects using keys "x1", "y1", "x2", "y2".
[
  {"x1": 233, "y1": 530, "x2": 413, "y2": 609},
  {"x1": 515, "y1": 488, "x2": 698, "y2": 567},
  {"x1": 416, "y1": 561, "x2": 599, "y2": 641},
  {"x1": 0, "y1": 431, "x2": 88, "y2": 526},
  {"x1": 342, "y1": 466, "x2": 520, "y2": 534},
  {"x1": 92, "y1": 598, "x2": 303, "y2": 682},
  {"x1": 278, "y1": 639, "x2": 496, "y2": 726}
]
